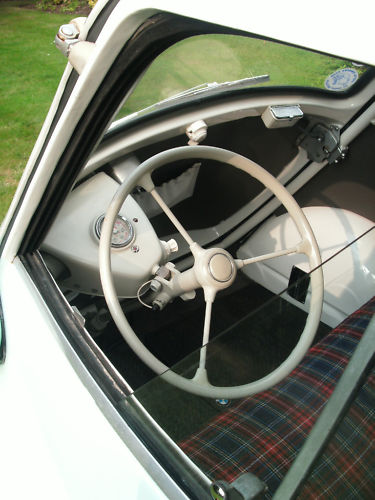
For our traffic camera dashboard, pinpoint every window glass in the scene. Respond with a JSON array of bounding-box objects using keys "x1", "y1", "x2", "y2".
[
  {"x1": 118, "y1": 34, "x2": 368, "y2": 119},
  {"x1": 120, "y1": 227, "x2": 375, "y2": 497}
]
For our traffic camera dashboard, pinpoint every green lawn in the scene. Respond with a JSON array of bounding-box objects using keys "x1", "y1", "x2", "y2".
[{"x1": 0, "y1": 1, "x2": 70, "y2": 219}]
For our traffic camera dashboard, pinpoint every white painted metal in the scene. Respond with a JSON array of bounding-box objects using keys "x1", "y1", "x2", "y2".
[
  {"x1": 69, "y1": 41, "x2": 96, "y2": 74},
  {"x1": 88, "y1": 0, "x2": 375, "y2": 66},
  {"x1": 42, "y1": 172, "x2": 163, "y2": 297},
  {"x1": 238, "y1": 208, "x2": 375, "y2": 327},
  {"x1": 0, "y1": 258, "x2": 171, "y2": 500},
  {"x1": 85, "y1": 81, "x2": 375, "y2": 180},
  {"x1": 0, "y1": 1, "x2": 374, "y2": 497}
]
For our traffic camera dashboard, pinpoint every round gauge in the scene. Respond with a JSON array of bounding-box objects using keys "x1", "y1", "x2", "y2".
[{"x1": 95, "y1": 215, "x2": 134, "y2": 248}]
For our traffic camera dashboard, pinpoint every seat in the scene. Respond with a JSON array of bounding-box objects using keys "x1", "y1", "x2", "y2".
[{"x1": 179, "y1": 297, "x2": 375, "y2": 498}]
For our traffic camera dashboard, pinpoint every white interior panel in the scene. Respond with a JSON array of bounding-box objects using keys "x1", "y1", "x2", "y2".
[{"x1": 237, "y1": 207, "x2": 375, "y2": 327}]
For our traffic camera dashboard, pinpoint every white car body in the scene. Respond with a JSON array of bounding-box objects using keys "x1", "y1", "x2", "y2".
[{"x1": 1, "y1": 1, "x2": 374, "y2": 498}]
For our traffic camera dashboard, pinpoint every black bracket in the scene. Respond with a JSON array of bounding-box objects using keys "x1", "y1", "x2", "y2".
[
  {"x1": 210, "y1": 472, "x2": 267, "y2": 500},
  {"x1": 298, "y1": 123, "x2": 347, "y2": 164},
  {"x1": 287, "y1": 265, "x2": 310, "y2": 304}
]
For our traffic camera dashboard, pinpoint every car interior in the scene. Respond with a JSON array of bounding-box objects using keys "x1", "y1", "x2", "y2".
[{"x1": 33, "y1": 29, "x2": 375, "y2": 498}]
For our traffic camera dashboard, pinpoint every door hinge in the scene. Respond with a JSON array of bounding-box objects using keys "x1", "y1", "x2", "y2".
[
  {"x1": 55, "y1": 20, "x2": 82, "y2": 57},
  {"x1": 55, "y1": 18, "x2": 95, "y2": 74}
]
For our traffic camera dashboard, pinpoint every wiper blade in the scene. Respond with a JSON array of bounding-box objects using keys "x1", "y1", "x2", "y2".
[
  {"x1": 164, "y1": 74, "x2": 270, "y2": 101},
  {"x1": 112, "y1": 74, "x2": 269, "y2": 126}
]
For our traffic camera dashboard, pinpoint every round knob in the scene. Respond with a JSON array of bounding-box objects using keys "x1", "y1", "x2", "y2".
[{"x1": 208, "y1": 253, "x2": 234, "y2": 282}]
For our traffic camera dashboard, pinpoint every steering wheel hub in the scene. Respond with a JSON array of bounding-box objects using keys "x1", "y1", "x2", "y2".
[{"x1": 209, "y1": 253, "x2": 234, "y2": 282}]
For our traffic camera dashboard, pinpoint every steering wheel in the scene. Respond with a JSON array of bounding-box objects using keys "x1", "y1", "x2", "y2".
[{"x1": 99, "y1": 146, "x2": 323, "y2": 399}]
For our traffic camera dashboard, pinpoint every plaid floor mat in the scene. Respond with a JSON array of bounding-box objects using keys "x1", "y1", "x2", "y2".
[{"x1": 179, "y1": 297, "x2": 375, "y2": 499}]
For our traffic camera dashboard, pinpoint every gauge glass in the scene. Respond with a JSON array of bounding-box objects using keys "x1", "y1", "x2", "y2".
[{"x1": 95, "y1": 215, "x2": 134, "y2": 248}]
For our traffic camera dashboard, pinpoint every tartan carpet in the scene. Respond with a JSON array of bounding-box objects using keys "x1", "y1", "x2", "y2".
[{"x1": 179, "y1": 297, "x2": 375, "y2": 499}]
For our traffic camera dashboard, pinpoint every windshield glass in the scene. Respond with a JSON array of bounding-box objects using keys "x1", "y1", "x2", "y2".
[
  {"x1": 118, "y1": 34, "x2": 368, "y2": 120},
  {"x1": 116, "y1": 227, "x2": 375, "y2": 498}
]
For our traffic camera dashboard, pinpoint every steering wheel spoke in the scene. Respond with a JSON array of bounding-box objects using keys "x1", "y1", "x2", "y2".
[
  {"x1": 235, "y1": 244, "x2": 301, "y2": 269},
  {"x1": 191, "y1": 296, "x2": 215, "y2": 387},
  {"x1": 199, "y1": 296, "x2": 214, "y2": 368},
  {"x1": 150, "y1": 188, "x2": 195, "y2": 247}
]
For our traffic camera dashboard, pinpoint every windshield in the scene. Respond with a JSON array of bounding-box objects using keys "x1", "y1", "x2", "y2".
[
  {"x1": 115, "y1": 227, "x2": 375, "y2": 498},
  {"x1": 117, "y1": 34, "x2": 368, "y2": 120}
]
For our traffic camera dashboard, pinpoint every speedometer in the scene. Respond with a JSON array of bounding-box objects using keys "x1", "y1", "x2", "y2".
[{"x1": 95, "y1": 214, "x2": 134, "y2": 248}]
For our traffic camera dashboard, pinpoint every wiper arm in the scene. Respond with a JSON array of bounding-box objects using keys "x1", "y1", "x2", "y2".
[
  {"x1": 114, "y1": 74, "x2": 270, "y2": 125},
  {"x1": 164, "y1": 74, "x2": 270, "y2": 101}
]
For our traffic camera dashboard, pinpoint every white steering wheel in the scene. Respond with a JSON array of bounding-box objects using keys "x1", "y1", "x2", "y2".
[{"x1": 99, "y1": 146, "x2": 323, "y2": 399}]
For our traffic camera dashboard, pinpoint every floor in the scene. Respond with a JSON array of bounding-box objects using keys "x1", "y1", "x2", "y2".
[{"x1": 93, "y1": 276, "x2": 329, "y2": 441}]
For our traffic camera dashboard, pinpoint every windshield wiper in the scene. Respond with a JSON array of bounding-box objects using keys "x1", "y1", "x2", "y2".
[
  {"x1": 111, "y1": 74, "x2": 270, "y2": 127},
  {"x1": 163, "y1": 74, "x2": 270, "y2": 102}
]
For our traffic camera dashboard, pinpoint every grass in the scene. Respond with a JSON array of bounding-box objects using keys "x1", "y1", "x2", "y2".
[
  {"x1": 0, "y1": 1, "x2": 70, "y2": 220},
  {"x1": 0, "y1": 2, "x2": 363, "y2": 221}
]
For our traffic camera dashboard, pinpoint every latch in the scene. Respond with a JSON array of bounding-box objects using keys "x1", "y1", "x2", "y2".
[
  {"x1": 54, "y1": 18, "x2": 95, "y2": 74},
  {"x1": 186, "y1": 120, "x2": 208, "y2": 145},
  {"x1": 55, "y1": 22, "x2": 80, "y2": 57},
  {"x1": 210, "y1": 472, "x2": 267, "y2": 500},
  {"x1": 298, "y1": 123, "x2": 347, "y2": 164}
]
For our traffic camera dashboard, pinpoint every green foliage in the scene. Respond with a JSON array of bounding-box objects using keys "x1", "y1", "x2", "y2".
[{"x1": 36, "y1": 0, "x2": 90, "y2": 13}]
